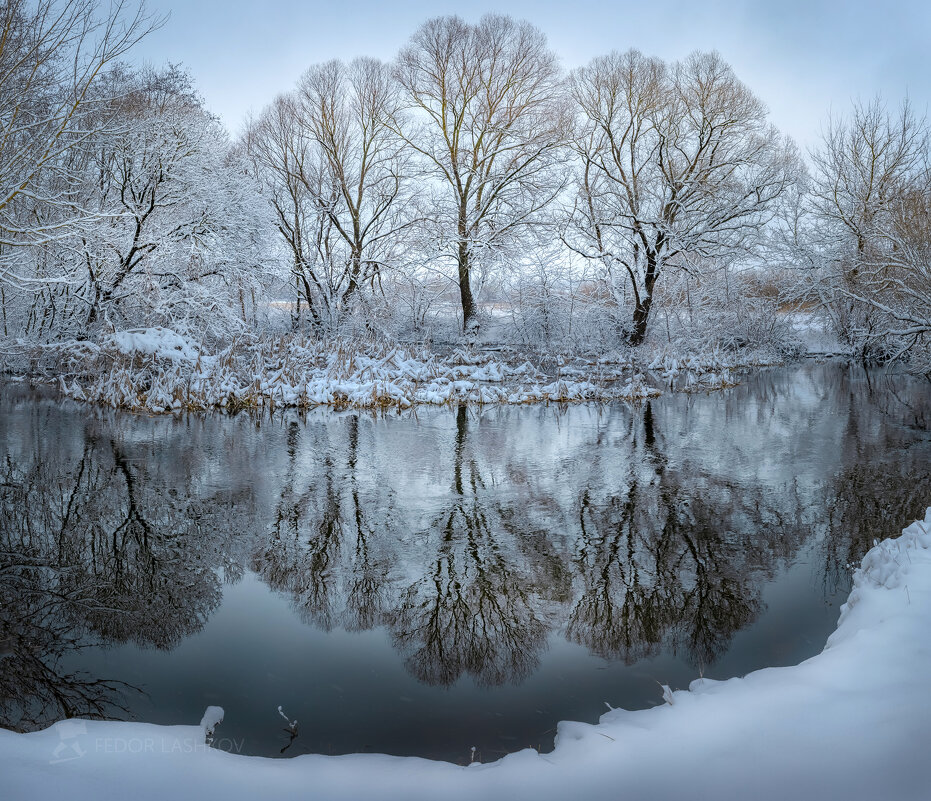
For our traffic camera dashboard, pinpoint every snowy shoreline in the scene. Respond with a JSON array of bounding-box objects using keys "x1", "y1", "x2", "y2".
[
  {"x1": 2, "y1": 508, "x2": 929, "y2": 801},
  {"x1": 8, "y1": 328, "x2": 796, "y2": 414}
]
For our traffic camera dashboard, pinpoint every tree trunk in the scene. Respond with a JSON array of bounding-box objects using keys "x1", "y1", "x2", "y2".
[
  {"x1": 458, "y1": 252, "x2": 476, "y2": 332},
  {"x1": 343, "y1": 248, "x2": 362, "y2": 306},
  {"x1": 628, "y1": 248, "x2": 660, "y2": 346},
  {"x1": 457, "y1": 212, "x2": 476, "y2": 332},
  {"x1": 629, "y1": 295, "x2": 653, "y2": 346}
]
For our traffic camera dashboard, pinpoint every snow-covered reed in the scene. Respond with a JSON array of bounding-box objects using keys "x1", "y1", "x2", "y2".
[{"x1": 15, "y1": 328, "x2": 786, "y2": 414}]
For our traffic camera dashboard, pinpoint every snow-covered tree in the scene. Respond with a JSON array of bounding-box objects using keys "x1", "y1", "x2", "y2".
[
  {"x1": 0, "y1": 0, "x2": 155, "y2": 279},
  {"x1": 563, "y1": 50, "x2": 797, "y2": 345},
  {"x1": 240, "y1": 94, "x2": 322, "y2": 327},
  {"x1": 807, "y1": 98, "x2": 931, "y2": 366},
  {"x1": 12, "y1": 66, "x2": 271, "y2": 342},
  {"x1": 392, "y1": 14, "x2": 568, "y2": 333},
  {"x1": 244, "y1": 58, "x2": 413, "y2": 333}
]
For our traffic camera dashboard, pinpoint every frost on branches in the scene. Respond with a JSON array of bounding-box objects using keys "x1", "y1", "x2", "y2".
[
  {"x1": 1, "y1": 9, "x2": 930, "y2": 395},
  {"x1": 1, "y1": 63, "x2": 272, "y2": 347}
]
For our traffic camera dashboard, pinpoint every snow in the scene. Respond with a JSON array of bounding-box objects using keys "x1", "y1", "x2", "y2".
[
  {"x1": 101, "y1": 327, "x2": 200, "y2": 364},
  {"x1": 788, "y1": 312, "x2": 851, "y2": 357},
  {"x1": 2, "y1": 509, "x2": 930, "y2": 800},
  {"x1": 199, "y1": 707, "x2": 224, "y2": 740},
  {"x1": 42, "y1": 330, "x2": 785, "y2": 414}
]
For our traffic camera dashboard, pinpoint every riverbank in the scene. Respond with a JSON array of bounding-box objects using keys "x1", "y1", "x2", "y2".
[
  {"x1": 2, "y1": 507, "x2": 928, "y2": 800},
  {"x1": 5, "y1": 327, "x2": 797, "y2": 413}
]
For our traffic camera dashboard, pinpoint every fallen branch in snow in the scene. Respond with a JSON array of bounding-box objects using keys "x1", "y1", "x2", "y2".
[{"x1": 277, "y1": 706, "x2": 298, "y2": 736}]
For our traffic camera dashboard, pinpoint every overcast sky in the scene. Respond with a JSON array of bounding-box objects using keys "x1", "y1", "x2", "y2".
[{"x1": 129, "y1": 0, "x2": 930, "y2": 151}]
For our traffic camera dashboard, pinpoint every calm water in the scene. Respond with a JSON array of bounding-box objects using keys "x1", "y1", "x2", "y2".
[{"x1": 1, "y1": 363, "x2": 930, "y2": 763}]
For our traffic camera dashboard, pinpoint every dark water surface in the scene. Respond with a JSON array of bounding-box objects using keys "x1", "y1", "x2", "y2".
[{"x1": 1, "y1": 363, "x2": 930, "y2": 763}]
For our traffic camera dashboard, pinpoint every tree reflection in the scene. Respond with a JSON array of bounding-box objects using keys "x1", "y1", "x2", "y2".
[
  {"x1": 565, "y1": 402, "x2": 792, "y2": 667},
  {"x1": 4, "y1": 359, "x2": 931, "y2": 720},
  {"x1": 820, "y1": 465, "x2": 931, "y2": 593},
  {"x1": 567, "y1": 494, "x2": 667, "y2": 663},
  {"x1": 251, "y1": 415, "x2": 390, "y2": 632},
  {"x1": 387, "y1": 405, "x2": 553, "y2": 687},
  {"x1": 0, "y1": 455, "x2": 138, "y2": 729},
  {"x1": 246, "y1": 364, "x2": 928, "y2": 685},
  {"x1": 818, "y1": 367, "x2": 931, "y2": 592},
  {"x1": 671, "y1": 498, "x2": 764, "y2": 667},
  {"x1": 0, "y1": 407, "x2": 242, "y2": 731}
]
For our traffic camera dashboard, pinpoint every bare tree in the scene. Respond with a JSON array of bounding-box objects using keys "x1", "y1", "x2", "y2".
[
  {"x1": 241, "y1": 94, "x2": 326, "y2": 327},
  {"x1": 0, "y1": 0, "x2": 156, "y2": 260},
  {"x1": 564, "y1": 50, "x2": 796, "y2": 345},
  {"x1": 298, "y1": 59, "x2": 413, "y2": 303},
  {"x1": 245, "y1": 58, "x2": 413, "y2": 331},
  {"x1": 393, "y1": 14, "x2": 567, "y2": 333},
  {"x1": 811, "y1": 98, "x2": 926, "y2": 258},
  {"x1": 807, "y1": 97, "x2": 931, "y2": 365}
]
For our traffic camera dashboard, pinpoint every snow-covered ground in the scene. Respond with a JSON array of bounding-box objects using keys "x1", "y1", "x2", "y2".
[
  {"x1": 2, "y1": 508, "x2": 929, "y2": 801},
  {"x1": 5, "y1": 308, "x2": 860, "y2": 415},
  {"x1": 16, "y1": 328, "x2": 787, "y2": 413}
]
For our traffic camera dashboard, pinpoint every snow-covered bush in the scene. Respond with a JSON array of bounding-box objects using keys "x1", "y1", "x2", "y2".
[
  {"x1": 798, "y1": 97, "x2": 931, "y2": 370},
  {"x1": 648, "y1": 267, "x2": 799, "y2": 358},
  {"x1": 3, "y1": 66, "x2": 275, "y2": 347}
]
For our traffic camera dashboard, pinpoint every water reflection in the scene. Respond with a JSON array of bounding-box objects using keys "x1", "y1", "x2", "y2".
[
  {"x1": 0, "y1": 399, "x2": 246, "y2": 730},
  {"x1": 253, "y1": 415, "x2": 391, "y2": 633},
  {"x1": 0, "y1": 444, "x2": 137, "y2": 729},
  {"x1": 1, "y1": 363, "x2": 930, "y2": 748},
  {"x1": 818, "y1": 368, "x2": 931, "y2": 593},
  {"x1": 387, "y1": 405, "x2": 553, "y2": 687}
]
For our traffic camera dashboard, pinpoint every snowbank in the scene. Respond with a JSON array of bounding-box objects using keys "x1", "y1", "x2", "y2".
[
  {"x1": 101, "y1": 327, "x2": 201, "y2": 364},
  {"x1": 2, "y1": 509, "x2": 930, "y2": 800}
]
